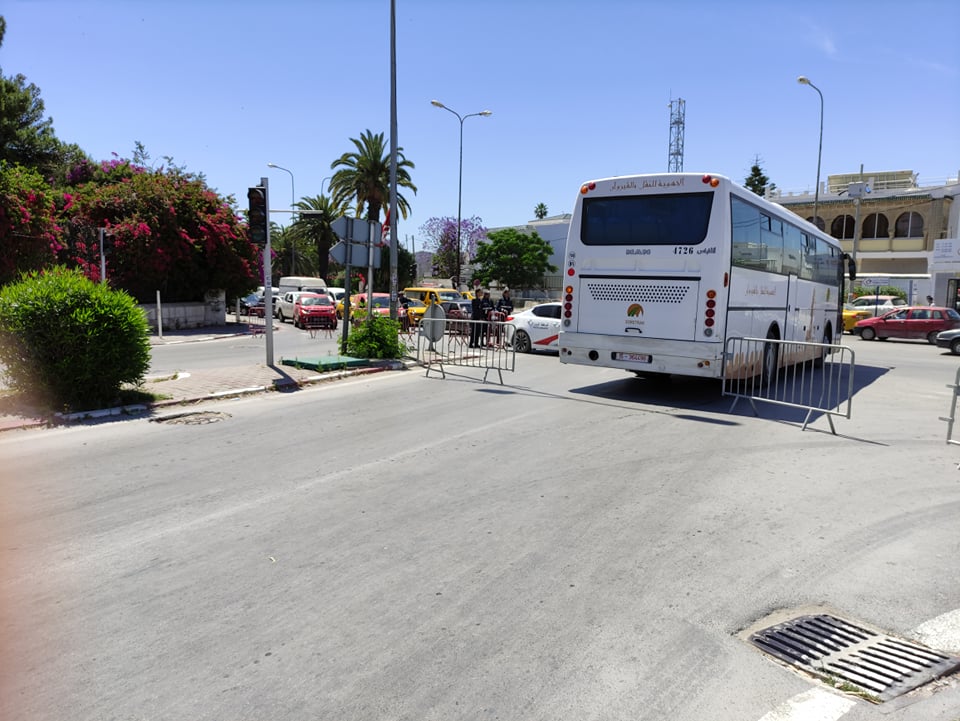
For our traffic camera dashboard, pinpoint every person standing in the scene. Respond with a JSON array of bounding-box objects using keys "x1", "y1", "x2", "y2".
[
  {"x1": 479, "y1": 290, "x2": 495, "y2": 346},
  {"x1": 496, "y1": 288, "x2": 514, "y2": 316},
  {"x1": 470, "y1": 290, "x2": 486, "y2": 347}
]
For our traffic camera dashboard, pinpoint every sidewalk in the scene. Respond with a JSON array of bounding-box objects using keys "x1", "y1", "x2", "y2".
[{"x1": 0, "y1": 324, "x2": 409, "y2": 432}]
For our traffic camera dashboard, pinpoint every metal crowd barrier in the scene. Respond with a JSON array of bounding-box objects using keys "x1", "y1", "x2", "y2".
[
  {"x1": 722, "y1": 336, "x2": 855, "y2": 433},
  {"x1": 414, "y1": 316, "x2": 516, "y2": 384},
  {"x1": 939, "y1": 367, "x2": 960, "y2": 446}
]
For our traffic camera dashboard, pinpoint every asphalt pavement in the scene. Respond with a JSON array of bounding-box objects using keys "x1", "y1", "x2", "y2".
[{"x1": 0, "y1": 324, "x2": 406, "y2": 432}]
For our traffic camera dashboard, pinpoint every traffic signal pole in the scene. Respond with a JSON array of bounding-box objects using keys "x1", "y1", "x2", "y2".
[{"x1": 248, "y1": 177, "x2": 273, "y2": 365}]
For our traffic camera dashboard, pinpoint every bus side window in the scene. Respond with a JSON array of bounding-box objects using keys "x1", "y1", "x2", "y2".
[
  {"x1": 783, "y1": 224, "x2": 803, "y2": 275},
  {"x1": 800, "y1": 235, "x2": 815, "y2": 280},
  {"x1": 731, "y1": 196, "x2": 761, "y2": 269}
]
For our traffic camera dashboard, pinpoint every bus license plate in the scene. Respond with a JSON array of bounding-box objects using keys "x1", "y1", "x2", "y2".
[{"x1": 617, "y1": 352, "x2": 651, "y2": 363}]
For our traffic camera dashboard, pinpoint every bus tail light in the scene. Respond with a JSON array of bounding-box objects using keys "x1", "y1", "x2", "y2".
[
  {"x1": 704, "y1": 289, "x2": 718, "y2": 336},
  {"x1": 701, "y1": 174, "x2": 720, "y2": 188}
]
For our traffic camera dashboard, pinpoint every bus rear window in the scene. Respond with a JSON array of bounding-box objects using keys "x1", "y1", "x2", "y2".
[{"x1": 581, "y1": 192, "x2": 713, "y2": 246}]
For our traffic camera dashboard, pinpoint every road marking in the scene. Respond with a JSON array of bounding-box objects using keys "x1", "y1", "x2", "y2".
[
  {"x1": 757, "y1": 688, "x2": 855, "y2": 721},
  {"x1": 912, "y1": 607, "x2": 960, "y2": 654}
]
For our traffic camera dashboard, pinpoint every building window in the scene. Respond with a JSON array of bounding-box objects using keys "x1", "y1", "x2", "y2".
[
  {"x1": 806, "y1": 216, "x2": 825, "y2": 231},
  {"x1": 894, "y1": 212, "x2": 924, "y2": 238},
  {"x1": 862, "y1": 213, "x2": 889, "y2": 239},
  {"x1": 830, "y1": 215, "x2": 856, "y2": 239}
]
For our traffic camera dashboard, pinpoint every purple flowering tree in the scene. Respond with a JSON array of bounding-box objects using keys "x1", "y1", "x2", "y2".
[{"x1": 418, "y1": 216, "x2": 487, "y2": 282}]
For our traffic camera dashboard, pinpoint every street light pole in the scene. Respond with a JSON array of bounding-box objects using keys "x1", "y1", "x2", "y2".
[
  {"x1": 431, "y1": 100, "x2": 492, "y2": 290},
  {"x1": 267, "y1": 163, "x2": 296, "y2": 273},
  {"x1": 797, "y1": 76, "x2": 824, "y2": 229}
]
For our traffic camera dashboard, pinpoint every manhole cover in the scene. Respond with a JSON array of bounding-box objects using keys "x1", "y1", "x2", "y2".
[
  {"x1": 152, "y1": 411, "x2": 230, "y2": 425},
  {"x1": 749, "y1": 614, "x2": 960, "y2": 701}
]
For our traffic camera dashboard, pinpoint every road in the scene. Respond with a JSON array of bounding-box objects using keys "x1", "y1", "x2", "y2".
[{"x1": 2, "y1": 336, "x2": 959, "y2": 721}]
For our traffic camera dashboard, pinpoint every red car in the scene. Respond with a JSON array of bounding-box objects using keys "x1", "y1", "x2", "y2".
[
  {"x1": 854, "y1": 306, "x2": 960, "y2": 343},
  {"x1": 293, "y1": 293, "x2": 338, "y2": 329}
]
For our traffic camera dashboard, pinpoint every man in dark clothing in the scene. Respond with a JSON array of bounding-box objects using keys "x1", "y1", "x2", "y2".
[
  {"x1": 478, "y1": 290, "x2": 496, "y2": 346},
  {"x1": 470, "y1": 291, "x2": 486, "y2": 347},
  {"x1": 496, "y1": 288, "x2": 514, "y2": 316},
  {"x1": 398, "y1": 291, "x2": 410, "y2": 331}
]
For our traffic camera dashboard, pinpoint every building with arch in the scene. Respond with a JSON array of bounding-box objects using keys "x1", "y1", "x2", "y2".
[{"x1": 773, "y1": 170, "x2": 959, "y2": 303}]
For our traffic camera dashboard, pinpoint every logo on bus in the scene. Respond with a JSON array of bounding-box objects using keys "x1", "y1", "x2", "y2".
[{"x1": 627, "y1": 304, "x2": 644, "y2": 317}]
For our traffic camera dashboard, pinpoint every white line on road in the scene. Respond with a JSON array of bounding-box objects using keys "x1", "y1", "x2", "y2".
[
  {"x1": 756, "y1": 688, "x2": 856, "y2": 721},
  {"x1": 912, "y1": 607, "x2": 960, "y2": 654}
]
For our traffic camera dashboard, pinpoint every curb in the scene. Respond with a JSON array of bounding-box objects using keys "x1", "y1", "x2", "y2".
[{"x1": 0, "y1": 358, "x2": 420, "y2": 430}]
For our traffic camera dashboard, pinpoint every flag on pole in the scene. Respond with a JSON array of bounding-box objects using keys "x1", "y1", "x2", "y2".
[{"x1": 380, "y1": 207, "x2": 390, "y2": 246}]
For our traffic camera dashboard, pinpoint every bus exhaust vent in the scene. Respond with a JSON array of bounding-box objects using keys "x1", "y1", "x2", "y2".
[
  {"x1": 749, "y1": 614, "x2": 960, "y2": 702},
  {"x1": 585, "y1": 281, "x2": 689, "y2": 304}
]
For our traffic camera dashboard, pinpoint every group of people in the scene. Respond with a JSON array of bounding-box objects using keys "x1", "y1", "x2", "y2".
[{"x1": 470, "y1": 288, "x2": 512, "y2": 348}]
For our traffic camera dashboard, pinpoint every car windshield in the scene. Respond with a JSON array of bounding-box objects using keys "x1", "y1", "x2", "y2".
[
  {"x1": 301, "y1": 297, "x2": 331, "y2": 306},
  {"x1": 438, "y1": 291, "x2": 463, "y2": 301}
]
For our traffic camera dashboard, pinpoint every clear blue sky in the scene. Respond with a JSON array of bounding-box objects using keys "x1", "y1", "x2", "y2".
[{"x1": 4, "y1": 0, "x2": 959, "y2": 248}]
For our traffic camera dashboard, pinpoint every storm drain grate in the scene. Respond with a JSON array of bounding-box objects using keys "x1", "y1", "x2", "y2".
[{"x1": 749, "y1": 614, "x2": 960, "y2": 702}]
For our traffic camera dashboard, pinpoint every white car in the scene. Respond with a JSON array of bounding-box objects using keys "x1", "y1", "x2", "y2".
[
  {"x1": 844, "y1": 294, "x2": 907, "y2": 318},
  {"x1": 506, "y1": 302, "x2": 562, "y2": 353}
]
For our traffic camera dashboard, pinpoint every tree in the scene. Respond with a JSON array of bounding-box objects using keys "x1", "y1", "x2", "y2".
[
  {"x1": 290, "y1": 194, "x2": 349, "y2": 282},
  {"x1": 58, "y1": 157, "x2": 259, "y2": 302},
  {"x1": 0, "y1": 17, "x2": 86, "y2": 180},
  {"x1": 328, "y1": 130, "x2": 416, "y2": 226},
  {"x1": 472, "y1": 227, "x2": 557, "y2": 291},
  {"x1": 744, "y1": 156, "x2": 777, "y2": 196},
  {"x1": 0, "y1": 163, "x2": 62, "y2": 285},
  {"x1": 534, "y1": 202, "x2": 548, "y2": 220},
  {"x1": 418, "y1": 216, "x2": 487, "y2": 281}
]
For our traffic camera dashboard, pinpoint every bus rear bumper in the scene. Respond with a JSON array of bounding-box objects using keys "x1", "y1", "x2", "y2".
[{"x1": 559, "y1": 334, "x2": 724, "y2": 378}]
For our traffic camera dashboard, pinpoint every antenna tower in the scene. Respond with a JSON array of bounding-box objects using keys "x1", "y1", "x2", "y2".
[{"x1": 668, "y1": 98, "x2": 685, "y2": 172}]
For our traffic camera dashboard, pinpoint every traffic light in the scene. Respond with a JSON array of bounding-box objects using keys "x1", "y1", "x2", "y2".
[{"x1": 247, "y1": 186, "x2": 267, "y2": 246}]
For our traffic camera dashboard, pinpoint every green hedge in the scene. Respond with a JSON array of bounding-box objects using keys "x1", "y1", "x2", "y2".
[
  {"x1": 0, "y1": 267, "x2": 151, "y2": 411},
  {"x1": 339, "y1": 314, "x2": 405, "y2": 359}
]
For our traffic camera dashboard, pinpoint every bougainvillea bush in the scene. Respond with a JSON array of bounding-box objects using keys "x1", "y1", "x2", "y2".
[
  {"x1": 0, "y1": 163, "x2": 62, "y2": 286},
  {"x1": 57, "y1": 158, "x2": 259, "y2": 303}
]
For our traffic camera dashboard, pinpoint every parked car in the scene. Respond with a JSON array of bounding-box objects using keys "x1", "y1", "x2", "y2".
[
  {"x1": 845, "y1": 294, "x2": 907, "y2": 318},
  {"x1": 935, "y1": 328, "x2": 960, "y2": 355},
  {"x1": 293, "y1": 293, "x2": 338, "y2": 329},
  {"x1": 275, "y1": 291, "x2": 306, "y2": 323},
  {"x1": 854, "y1": 306, "x2": 960, "y2": 343},
  {"x1": 439, "y1": 299, "x2": 472, "y2": 318},
  {"x1": 842, "y1": 307, "x2": 871, "y2": 333},
  {"x1": 506, "y1": 302, "x2": 562, "y2": 353},
  {"x1": 351, "y1": 293, "x2": 392, "y2": 318},
  {"x1": 239, "y1": 292, "x2": 262, "y2": 314},
  {"x1": 403, "y1": 298, "x2": 427, "y2": 326}
]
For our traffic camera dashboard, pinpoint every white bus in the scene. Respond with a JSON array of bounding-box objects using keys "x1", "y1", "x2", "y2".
[{"x1": 558, "y1": 172, "x2": 855, "y2": 382}]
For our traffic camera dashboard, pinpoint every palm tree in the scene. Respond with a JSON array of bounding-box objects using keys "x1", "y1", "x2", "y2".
[
  {"x1": 534, "y1": 202, "x2": 548, "y2": 220},
  {"x1": 328, "y1": 130, "x2": 417, "y2": 225},
  {"x1": 290, "y1": 194, "x2": 348, "y2": 282}
]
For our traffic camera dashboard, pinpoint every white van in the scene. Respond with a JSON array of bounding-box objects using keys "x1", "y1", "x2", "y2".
[
  {"x1": 278, "y1": 276, "x2": 327, "y2": 294},
  {"x1": 324, "y1": 286, "x2": 346, "y2": 304}
]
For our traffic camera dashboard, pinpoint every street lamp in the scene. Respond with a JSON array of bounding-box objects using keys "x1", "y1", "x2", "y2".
[
  {"x1": 797, "y1": 76, "x2": 824, "y2": 229},
  {"x1": 267, "y1": 162, "x2": 296, "y2": 272},
  {"x1": 431, "y1": 100, "x2": 492, "y2": 290}
]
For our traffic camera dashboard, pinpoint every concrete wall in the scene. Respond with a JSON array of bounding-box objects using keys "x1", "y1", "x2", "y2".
[{"x1": 139, "y1": 290, "x2": 226, "y2": 331}]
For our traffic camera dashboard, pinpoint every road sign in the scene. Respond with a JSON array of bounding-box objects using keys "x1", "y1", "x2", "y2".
[
  {"x1": 330, "y1": 241, "x2": 381, "y2": 268},
  {"x1": 331, "y1": 217, "x2": 382, "y2": 242}
]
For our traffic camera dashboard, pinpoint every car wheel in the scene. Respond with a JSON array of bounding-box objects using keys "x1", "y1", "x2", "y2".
[
  {"x1": 927, "y1": 331, "x2": 939, "y2": 345},
  {"x1": 860, "y1": 327, "x2": 876, "y2": 341},
  {"x1": 513, "y1": 330, "x2": 532, "y2": 353},
  {"x1": 951, "y1": 338, "x2": 960, "y2": 355}
]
